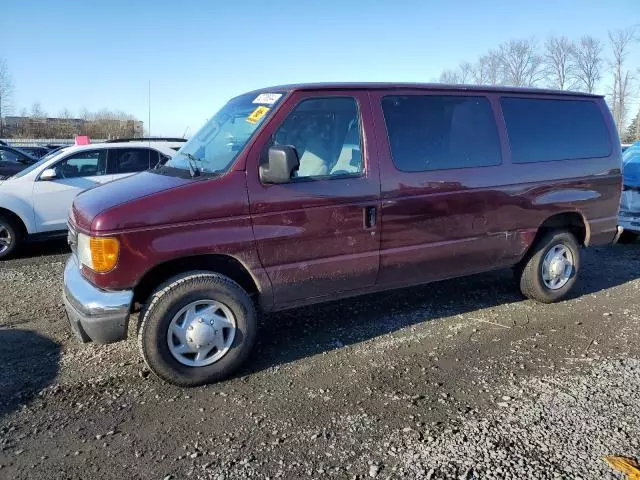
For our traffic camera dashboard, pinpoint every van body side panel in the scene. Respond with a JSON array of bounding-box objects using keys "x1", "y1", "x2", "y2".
[{"x1": 370, "y1": 90, "x2": 621, "y2": 289}]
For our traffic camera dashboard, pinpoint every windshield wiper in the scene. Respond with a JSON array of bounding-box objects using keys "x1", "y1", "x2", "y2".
[{"x1": 178, "y1": 152, "x2": 203, "y2": 177}]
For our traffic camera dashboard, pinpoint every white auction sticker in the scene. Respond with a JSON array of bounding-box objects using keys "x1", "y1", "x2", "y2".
[{"x1": 253, "y1": 93, "x2": 282, "y2": 105}]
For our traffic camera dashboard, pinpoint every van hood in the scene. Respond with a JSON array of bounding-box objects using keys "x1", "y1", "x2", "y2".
[
  {"x1": 72, "y1": 170, "x2": 249, "y2": 233},
  {"x1": 72, "y1": 171, "x2": 192, "y2": 231}
]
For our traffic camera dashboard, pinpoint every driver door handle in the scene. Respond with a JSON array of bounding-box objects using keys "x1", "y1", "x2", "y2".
[{"x1": 364, "y1": 206, "x2": 376, "y2": 229}]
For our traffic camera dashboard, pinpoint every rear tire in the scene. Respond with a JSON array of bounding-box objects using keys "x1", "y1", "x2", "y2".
[
  {"x1": 517, "y1": 230, "x2": 580, "y2": 303},
  {"x1": 138, "y1": 272, "x2": 257, "y2": 387},
  {"x1": 0, "y1": 215, "x2": 21, "y2": 260}
]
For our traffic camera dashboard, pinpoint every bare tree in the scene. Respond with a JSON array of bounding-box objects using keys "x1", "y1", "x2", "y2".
[
  {"x1": 608, "y1": 27, "x2": 637, "y2": 133},
  {"x1": 472, "y1": 51, "x2": 502, "y2": 85},
  {"x1": 58, "y1": 108, "x2": 74, "y2": 119},
  {"x1": 497, "y1": 39, "x2": 544, "y2": 87},
  {"x1": 81, "y1": 109, "x2": 140, "y2": 139},
  {"x1": 440, "y1": 69, "x2": 461, "y2": 84},
  {"x1": 30, "y1": 102, "x2": 47, "y2": 119},
  {"x1": 0, "y1": 58, "x2": 14, "y2": 137},
  {"x1": 56, "y1": 108, "x2": 79, "y2": 138},
  {"x1": 459, "y1": 62, "x2": 473, "y2": 83},
  {"x1": 571, "y1": 36, "x2": 603, "y2": 93},
  {"x1": 543, "y1": 36, "x2": 575, "y2": 90}
]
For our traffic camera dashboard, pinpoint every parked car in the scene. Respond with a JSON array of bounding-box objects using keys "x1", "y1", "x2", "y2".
[
  {"x1": 62, "y1": 83, "x2": 622, "y2": 387},
  {"x1": 0, "y1": 139, "x2": 182, "y2": 259},
  {"x1": 622, "y1": 143, "x2": 632, "y2": 153},
  {"x1": 618, "y1": 141, "x2": 640, "y2": 242},
  {"x1": 0, "y1": 144, "x2": 38, "y2": 178},
  {"x1": 17, "y1": 145, "x2": 52, "y2": 158}
]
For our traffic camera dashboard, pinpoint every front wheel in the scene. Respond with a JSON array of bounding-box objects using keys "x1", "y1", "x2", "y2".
[
  {"x1": 0, "y1": 216, "x2": 21, "y2": 260},
  {"x1": 517, "y1": 231, "x2": 580, "y2": 303},
  {"x1": 138, "y1": 272, "x2": 257, "y2": 387}
]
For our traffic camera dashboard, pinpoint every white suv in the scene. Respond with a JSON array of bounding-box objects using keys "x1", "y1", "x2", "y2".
[{"x1": 0, "y1": 139, "x2": 184, "y2": 259}]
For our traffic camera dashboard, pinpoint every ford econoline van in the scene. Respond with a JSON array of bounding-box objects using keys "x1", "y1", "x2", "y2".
[{"x1": 63, "y1": 83, "x2": 622, "y2": 386}]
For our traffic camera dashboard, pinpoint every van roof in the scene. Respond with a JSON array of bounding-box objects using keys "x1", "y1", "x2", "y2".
[{"x1": 248, "y1": 83, "x2": 603, "y2": 98}]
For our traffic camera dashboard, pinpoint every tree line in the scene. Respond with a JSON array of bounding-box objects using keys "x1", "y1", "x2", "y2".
[
  {"x1": 438, "y1": 27, "x2": 639, "y2": 142},
  {"x1": 0, "y1": 59, "x2": 141, "y2": 139},
  {"x1": 7, "y1": 102, "x2": 142, "y2": 139}
]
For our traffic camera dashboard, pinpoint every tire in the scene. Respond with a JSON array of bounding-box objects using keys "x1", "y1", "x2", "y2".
[
  {"x1": 0, "y1": 215, "x2": 21, "y2": 260},
  {"x1": 618, "y1": 231, "x2": 638, "y2": 244},
  {"x1": 138, "y1": 271, "x2": 257, "y2": 387},
  {"x1": 517, "y1": 230, "x2": 580, "y2": 303}
]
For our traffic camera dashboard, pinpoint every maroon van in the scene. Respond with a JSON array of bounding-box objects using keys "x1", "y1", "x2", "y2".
[{"x1": 63, "y1": 83, "x2": 622, "y2": 386}]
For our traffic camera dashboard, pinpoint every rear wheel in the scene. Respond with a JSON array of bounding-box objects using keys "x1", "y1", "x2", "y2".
[
  {"x1": 517, "y1": 230, "x2": 580, "y2": 303},
  {"x1": 138, "y1": 272, "x2": 257, "y2": 387},
  {"x1": 0, "y1": 216, "x2": 21, "y2": 260}
]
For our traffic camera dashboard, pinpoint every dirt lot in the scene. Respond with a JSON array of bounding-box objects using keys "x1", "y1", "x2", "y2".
[{"x1": 1, "y1": 240, "x2": 639, "y2": 479}]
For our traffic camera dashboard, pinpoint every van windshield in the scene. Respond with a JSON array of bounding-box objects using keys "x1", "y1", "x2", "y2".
[{"x1": 166, "y1": 92, "x2": 284, "y2": 175}]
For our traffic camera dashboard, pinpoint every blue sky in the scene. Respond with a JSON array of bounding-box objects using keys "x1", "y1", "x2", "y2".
[{"x1": 3, "y1": 0, "x2": 639, "y2": 136}]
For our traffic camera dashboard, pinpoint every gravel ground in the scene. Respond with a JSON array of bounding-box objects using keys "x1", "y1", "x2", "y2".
[{"x1": 0, "y1": 240, "x2": 639, "y2": 479}]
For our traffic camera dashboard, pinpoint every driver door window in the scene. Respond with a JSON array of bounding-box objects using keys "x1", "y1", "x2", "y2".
[
  {"x1": 272, "y1": 97, "x2": 363, "y2": 179},
  {"x1": 54, "y1": 150, "x2": 107, "y2": 179}
]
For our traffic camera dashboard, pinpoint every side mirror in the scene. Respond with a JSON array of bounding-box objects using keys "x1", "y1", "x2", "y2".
[
  {"x1": 40, "y1": 168, "x2": 57, "y2": 181},
  {"x1": 259, "y1": 146, "x2": 299, "y2": 184}
]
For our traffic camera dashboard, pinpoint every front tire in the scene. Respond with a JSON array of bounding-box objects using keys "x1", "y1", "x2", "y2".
[
  {"x1": 0, "y1": 215, "x2": 21, "y2": 260},
  {"x1": 138, "y1": 272, "x2": 257, "y2": 387},
  {"x1": 517, "y1": 230, "x2": 580, "y2": 303}
]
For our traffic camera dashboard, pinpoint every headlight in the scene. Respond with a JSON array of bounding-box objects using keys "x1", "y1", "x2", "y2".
[{"x1": 77, "y1": 233, "x2": 120, "y2": 273}]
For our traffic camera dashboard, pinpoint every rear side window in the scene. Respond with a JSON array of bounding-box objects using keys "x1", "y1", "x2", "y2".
[
  {"x1": 500, "y1": 98, "x2": 611, "y2": 163},
  {"x1": 110, "y1": 148, "x2": 158, "y2": 173},
  {"x1": 381, "y1": 95, "x2": 502, "y2": 172}
]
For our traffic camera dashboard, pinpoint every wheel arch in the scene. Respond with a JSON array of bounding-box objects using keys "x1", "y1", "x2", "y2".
[
  {"x1": 0, "y1": 206, "x2": 29, "y2": 239},
  {"x1": 521, "y1": 211, "x2": 588, "y2": 264},
  {"x1": 132, "y1": 254, "x2": 262, "y2": 310},
  {"x1": 537, "y1": 211, "x2": 588, "y2": 245}
]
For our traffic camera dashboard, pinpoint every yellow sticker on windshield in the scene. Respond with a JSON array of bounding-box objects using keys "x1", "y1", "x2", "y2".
[{"x1": 247, "y1": 106, "x2": 270, "y2": 124}]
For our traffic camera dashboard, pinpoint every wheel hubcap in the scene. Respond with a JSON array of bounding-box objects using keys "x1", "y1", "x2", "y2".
[
  {"x1": 167, "y1": 300, "x2": 236, "y2": 367},
  {"x1": 0, "y1": 224, "x2": 12, "y2": 255},
  {"x1": 541, "y1": 244, "x2": 574, "y2": 290}
]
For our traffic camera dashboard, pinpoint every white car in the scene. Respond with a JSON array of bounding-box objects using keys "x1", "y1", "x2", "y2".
[{"x1": 0, "y1": 139, "x2": 184, "y2": 259}]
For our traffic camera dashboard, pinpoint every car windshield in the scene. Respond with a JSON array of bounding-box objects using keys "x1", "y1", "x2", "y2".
[
  {"x1": 9, "y1": 146, "x2": 73, "y2": 179},
  {"x1": 165, "y1": 91, "x2": 284, "y2": 174}
]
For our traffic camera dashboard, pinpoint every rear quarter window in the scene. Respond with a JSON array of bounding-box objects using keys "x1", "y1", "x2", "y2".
[{"x1": 500, "y1": 97, "x2": 611, "y2": 163}]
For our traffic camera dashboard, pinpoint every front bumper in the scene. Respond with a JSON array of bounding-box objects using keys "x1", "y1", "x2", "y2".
[{"x1": 63, "y1": 256, "x2": 133, "y2": 344}]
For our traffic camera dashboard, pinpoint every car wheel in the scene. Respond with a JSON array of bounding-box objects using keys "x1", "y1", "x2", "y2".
[
  {"x1": 138, "y1": 271, "x2": 257, "y2": 387},
  {"x1": 517, "y1": 230, "x2": 580, "y2": 303},
  {"x1": 0, "y1": 216, "x2": 20, "y2": 260}
]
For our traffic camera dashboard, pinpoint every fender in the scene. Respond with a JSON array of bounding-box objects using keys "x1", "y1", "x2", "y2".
[{"x1": 0, "y1": 191, "x2": 35, "y2": 233}]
